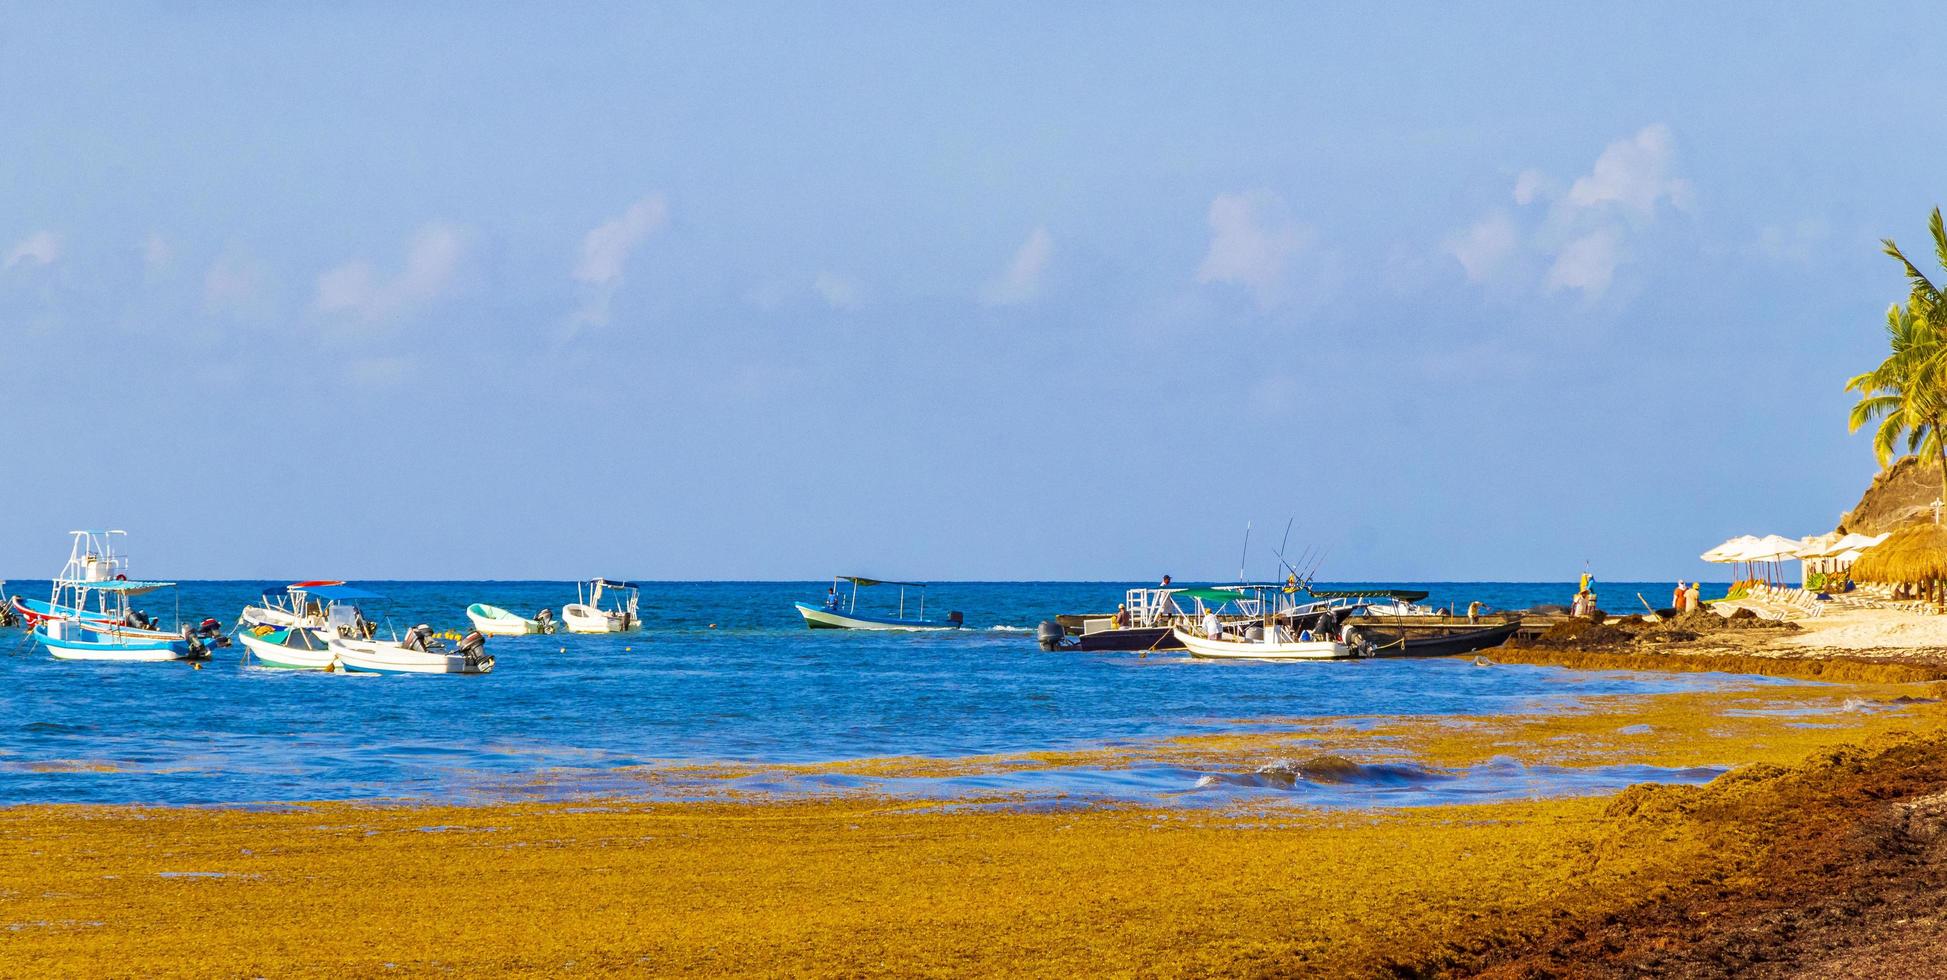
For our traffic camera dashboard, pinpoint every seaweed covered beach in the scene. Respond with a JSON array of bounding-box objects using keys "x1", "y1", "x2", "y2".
[{"x1": 3, "y1": 642, "x2": 1945, "y2": 977}]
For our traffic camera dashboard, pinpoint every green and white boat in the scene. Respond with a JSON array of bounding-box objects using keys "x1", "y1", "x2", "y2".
[
  {"x1": 795, "y1": 576, "x2": 964, "y2": 631},
  {"x1": 237, "y1": 625, "x2": 339, "y2": 670},
  {"x1": 466, "y1": 603, "x2": 552, "y2": 636}
]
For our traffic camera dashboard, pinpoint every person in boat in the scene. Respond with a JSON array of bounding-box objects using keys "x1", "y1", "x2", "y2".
[
  {"x1": 1160, "y1": 574, "x2": 1172, "y2": 588},
  {"x1": 1467, "y1": 600, "x2": 1483, "y2": 622},
  {"x1": 1114, "y1": 603, "x2": 1131, "y2": 629},
  {"x1": 824, "y1": 587, "x2": 841, "y2": 611},
  {"x1": 1203, "y1": 608, "x2": 1222, "y2": 639}
]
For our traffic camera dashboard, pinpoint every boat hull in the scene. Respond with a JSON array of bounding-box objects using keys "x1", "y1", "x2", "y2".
[
  {"x1": 239, "y1": 604, "x2": 310, "y2": 630},
  {"x1": 329, "y1": 637, "x2": 492, "y2": 674},
  {"x1": 1363, "y1": 622, "x2": 1522, "y2": 658},
  {"x1": 1074, "y1": 625, "x2": 1182, "y2": 652},
  {"x1": 238, "y1": 628, "x2": 338, "y2": 670},
  {"x1": 1172, "y1": 627, "x2": 1354, "y2": 661},
  {"x1": 34, "y1": 621, "x2": 198, "y2": 661},
  {"x1": 794, "y1": 602, "x2": 960, "y2": 631},
  {"x1": 467, "y1": 604, "x2": 539, "y2": 636},
  {"x1": 12, "y1": 596, "x2": 116, "y2": 627},
  {"x1": 560, "y1": 604, "x2": 638, "y2": 634}
]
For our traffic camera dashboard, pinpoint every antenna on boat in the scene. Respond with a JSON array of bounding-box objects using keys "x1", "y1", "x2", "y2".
[
  {"x1": 1237, "y1": 521, "x2": 1252, "y2": 583},
  {"x1": 1303, "y1": 546, "x2": 1332, "y2": 588}
]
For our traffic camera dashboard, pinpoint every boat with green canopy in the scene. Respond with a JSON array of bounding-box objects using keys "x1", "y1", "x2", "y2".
[{"x1": 795, "y1": 576, "x2": 964, "y2": 631}]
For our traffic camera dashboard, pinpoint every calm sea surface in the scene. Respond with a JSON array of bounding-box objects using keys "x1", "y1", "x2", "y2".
[{"x1": 0, "y1": 580, "x2": 1755, "y2": 807}]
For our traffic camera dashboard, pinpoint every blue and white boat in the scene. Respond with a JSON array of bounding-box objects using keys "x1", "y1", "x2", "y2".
[
  {"x1": 795, "y1": 576, "x2": 964, "y2": 631},
  {"x1": 36, "y1": 617, "x2": 206, "y2": 662},
  {"x1": 25, "y1": 531, "x2": 221, "y2": 661}
]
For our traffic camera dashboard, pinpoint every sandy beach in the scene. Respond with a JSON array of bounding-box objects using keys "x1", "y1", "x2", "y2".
[{"x1": 3, "y1": 656, "x2": 1944, "y2": 977}]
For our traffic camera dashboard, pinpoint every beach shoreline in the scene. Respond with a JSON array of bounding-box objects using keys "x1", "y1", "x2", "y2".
[{"x1": 3, "y1": 665, "x2": 1943, "y2": 977}]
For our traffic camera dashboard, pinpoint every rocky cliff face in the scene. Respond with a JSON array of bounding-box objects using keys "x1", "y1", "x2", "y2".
[{"x1": 1840, "y1": 455, "x2": 1947, "y2": 534}]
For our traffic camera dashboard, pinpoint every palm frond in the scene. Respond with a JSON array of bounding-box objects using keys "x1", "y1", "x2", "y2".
[
  {"x1": 1850, "y1": 394, "x2": 1902, "y2": 431},
  {"x1": 1932, "y1": 206, "x2": 1947, "y2": 280}
]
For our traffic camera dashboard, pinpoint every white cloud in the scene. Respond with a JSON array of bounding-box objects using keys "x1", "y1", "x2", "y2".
[
  {"x1": 1447, "y1": 124, "x2": 1690, "y2": 297},
  {"x1": 568, "y1": 195, "x2": 669, "y2": 329},
  {"x1": 4, "y1": 230, "x2": 62, "y2": 270},
  {"x1": 314, "y1": 223, "x2": 467, "y2": 323},
  {"x1": 1512, "y1": 170, "x2": 1552, "y2": 206},
  {"x1": 203, "y1": 253, "x2": 272, "y2": 320},
  {"x1": 575, "y1": 195, "x2": 668, "y2": 286},
  {"x1": 1545, "y1": 229, "x2": 1622, "y2": 294},
  {"x1": 1196, "y1": 191, "x2": 1312, "y2": 308},
  {"x1": 981, "y1": 227, "x2": 1054, "y2": 306},
  {"x1": 1565, "y1": 124, "x2": 1693, "y2": 218},
  {"x1": 1448, "y1": 212, "x2": 1519, "y2": 283},
  {"x1": 813, "y1": 272, "x2": 861, "y2": 310}
]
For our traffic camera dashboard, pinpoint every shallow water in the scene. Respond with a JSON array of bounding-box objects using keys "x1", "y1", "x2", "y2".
[{"x1": 0, "y1": 580, "x2": 1764, "y2": 806}]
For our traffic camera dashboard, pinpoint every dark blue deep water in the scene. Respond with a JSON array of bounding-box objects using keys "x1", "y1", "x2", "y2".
[{"x1": 0, "y1": 580, "x2": 1755, "y2": 806}]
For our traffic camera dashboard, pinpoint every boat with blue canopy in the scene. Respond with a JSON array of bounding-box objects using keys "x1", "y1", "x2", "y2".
[
  {"x1": 26, "y1": 531, "x2": 224, "y2": 661},
  {"x1": 795, "y1": 576, "x2": 964, "y2": 631},
  {"x1": 238, "y1": 582, "x2": 386, "y2": 670},
  {"x1": 240, "y1": 581, "x2": 385, "y2": 631}
]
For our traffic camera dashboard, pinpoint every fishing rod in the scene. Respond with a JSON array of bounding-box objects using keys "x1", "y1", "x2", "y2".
[{"x1": 1237, "y1": 521, "x2": 1252, "y2": 584}]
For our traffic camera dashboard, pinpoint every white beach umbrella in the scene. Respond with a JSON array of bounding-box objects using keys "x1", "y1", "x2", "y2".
[
  {"x1": 1795, "y1": 532, "x2": 1843, "y2": 559},
  {"x1": 1700, "y1": 534, "x2": 1760, "y2": 562},
  {"x1": 1821, "y1": 532, "x2": 1887, "y2": 557}
]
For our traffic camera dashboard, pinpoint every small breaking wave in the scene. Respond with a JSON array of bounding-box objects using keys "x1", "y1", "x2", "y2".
[{"x1": 1193, "y1": 754, "x2": 1451, "y2": 791}]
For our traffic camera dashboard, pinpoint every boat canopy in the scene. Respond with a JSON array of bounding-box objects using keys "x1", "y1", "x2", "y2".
[
  {"x1": 70, "y1": 579, "x2": 174, "y2": 594},
  {"x1": 1173, "y1": 587, "x2": 1252, "y2": 604},
  {"x1": 264, "y1": 583, "x2": 384, "y2": 601},
  {"x1": 840, "y1": 576, "x2": 925, "y2": 588},
  {"x1": 592, "y1": 578, "x2": 638, "y2": 589},
  {"x1": 1307, "y1": 589, "x2": 1431, "y2": 603}
]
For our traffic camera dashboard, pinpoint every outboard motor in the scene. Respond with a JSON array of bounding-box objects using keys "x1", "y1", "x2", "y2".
[
  {"x1": 180, "y1": 625, "x2": 209, "y2": 659},
  {"x1": 403, "y1": 624, "x2": 436, "y2": 652},
  {"x1": 1036, "y1": 620, "x2": 1071, "y2": 652},
  {"x1": 535, "y1": 608, "x2": 555, "y2": 634},
  {"x1": 196, "y1": 617, "x2": 222, "y2": 638},
  {"x1": 454, "y1": 629, "x2": 488, "y2": 668},
  {"x1": 1340, "y1": 624, "x2": 1375, "y2": 658},
  {"x1": 946, "y1": 611, "x2": 964, "y2": 627}
]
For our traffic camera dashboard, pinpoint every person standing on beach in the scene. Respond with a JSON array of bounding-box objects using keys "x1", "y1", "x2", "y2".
[
  {"x1": 1672, "y1": 582, "x2": 1687, "y2": 612},
  {"x1": 1685, "y1": 582, "x2": 1702, "y2": 611}
]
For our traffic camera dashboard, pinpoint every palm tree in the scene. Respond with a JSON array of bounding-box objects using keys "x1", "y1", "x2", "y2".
[
  {"x1": 1847, "y1": 305, "x2": 1947, "y2": 498},
  {"x1": 1848, "y1": 206, "x2": 1947, "y2": 503}
]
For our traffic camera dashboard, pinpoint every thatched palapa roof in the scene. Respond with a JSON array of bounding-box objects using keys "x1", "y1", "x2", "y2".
[{"x1": 1848, "y1": 524, "x2": 1947, "y2": 583}]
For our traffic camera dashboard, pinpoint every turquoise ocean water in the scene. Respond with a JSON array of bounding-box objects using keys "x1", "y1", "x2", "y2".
[{"x1": 0, "y1": 580, "x2": 1753, "y2": 807}]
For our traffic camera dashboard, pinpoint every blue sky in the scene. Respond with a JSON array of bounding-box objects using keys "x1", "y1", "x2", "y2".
[{"x1": 0, "y1": 4, "x2": 1936, "y2": 581}]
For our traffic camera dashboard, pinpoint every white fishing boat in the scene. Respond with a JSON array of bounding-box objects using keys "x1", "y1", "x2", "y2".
[
  {"x1": 561, "y1": 579, "x2": 640, "y2": 634},
  {"x1": 330, "y1": 625, "x2": 492, "y2": 675},
  {"x1": 1167, "y1": 583, "x2": 1372, "y2": 660},
  {"x1": 1172, "y1": 625, "x2": 1354, "y2": 660},
  {"x1": 466, "y1": 603, "x2": 553, "y2": 636},
  {"x1": 240, "y1": 581, "x2": 385, "y2": 630},
  {"x1": 794, "y1": 576, "x2": 964, "y2": 630}
]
